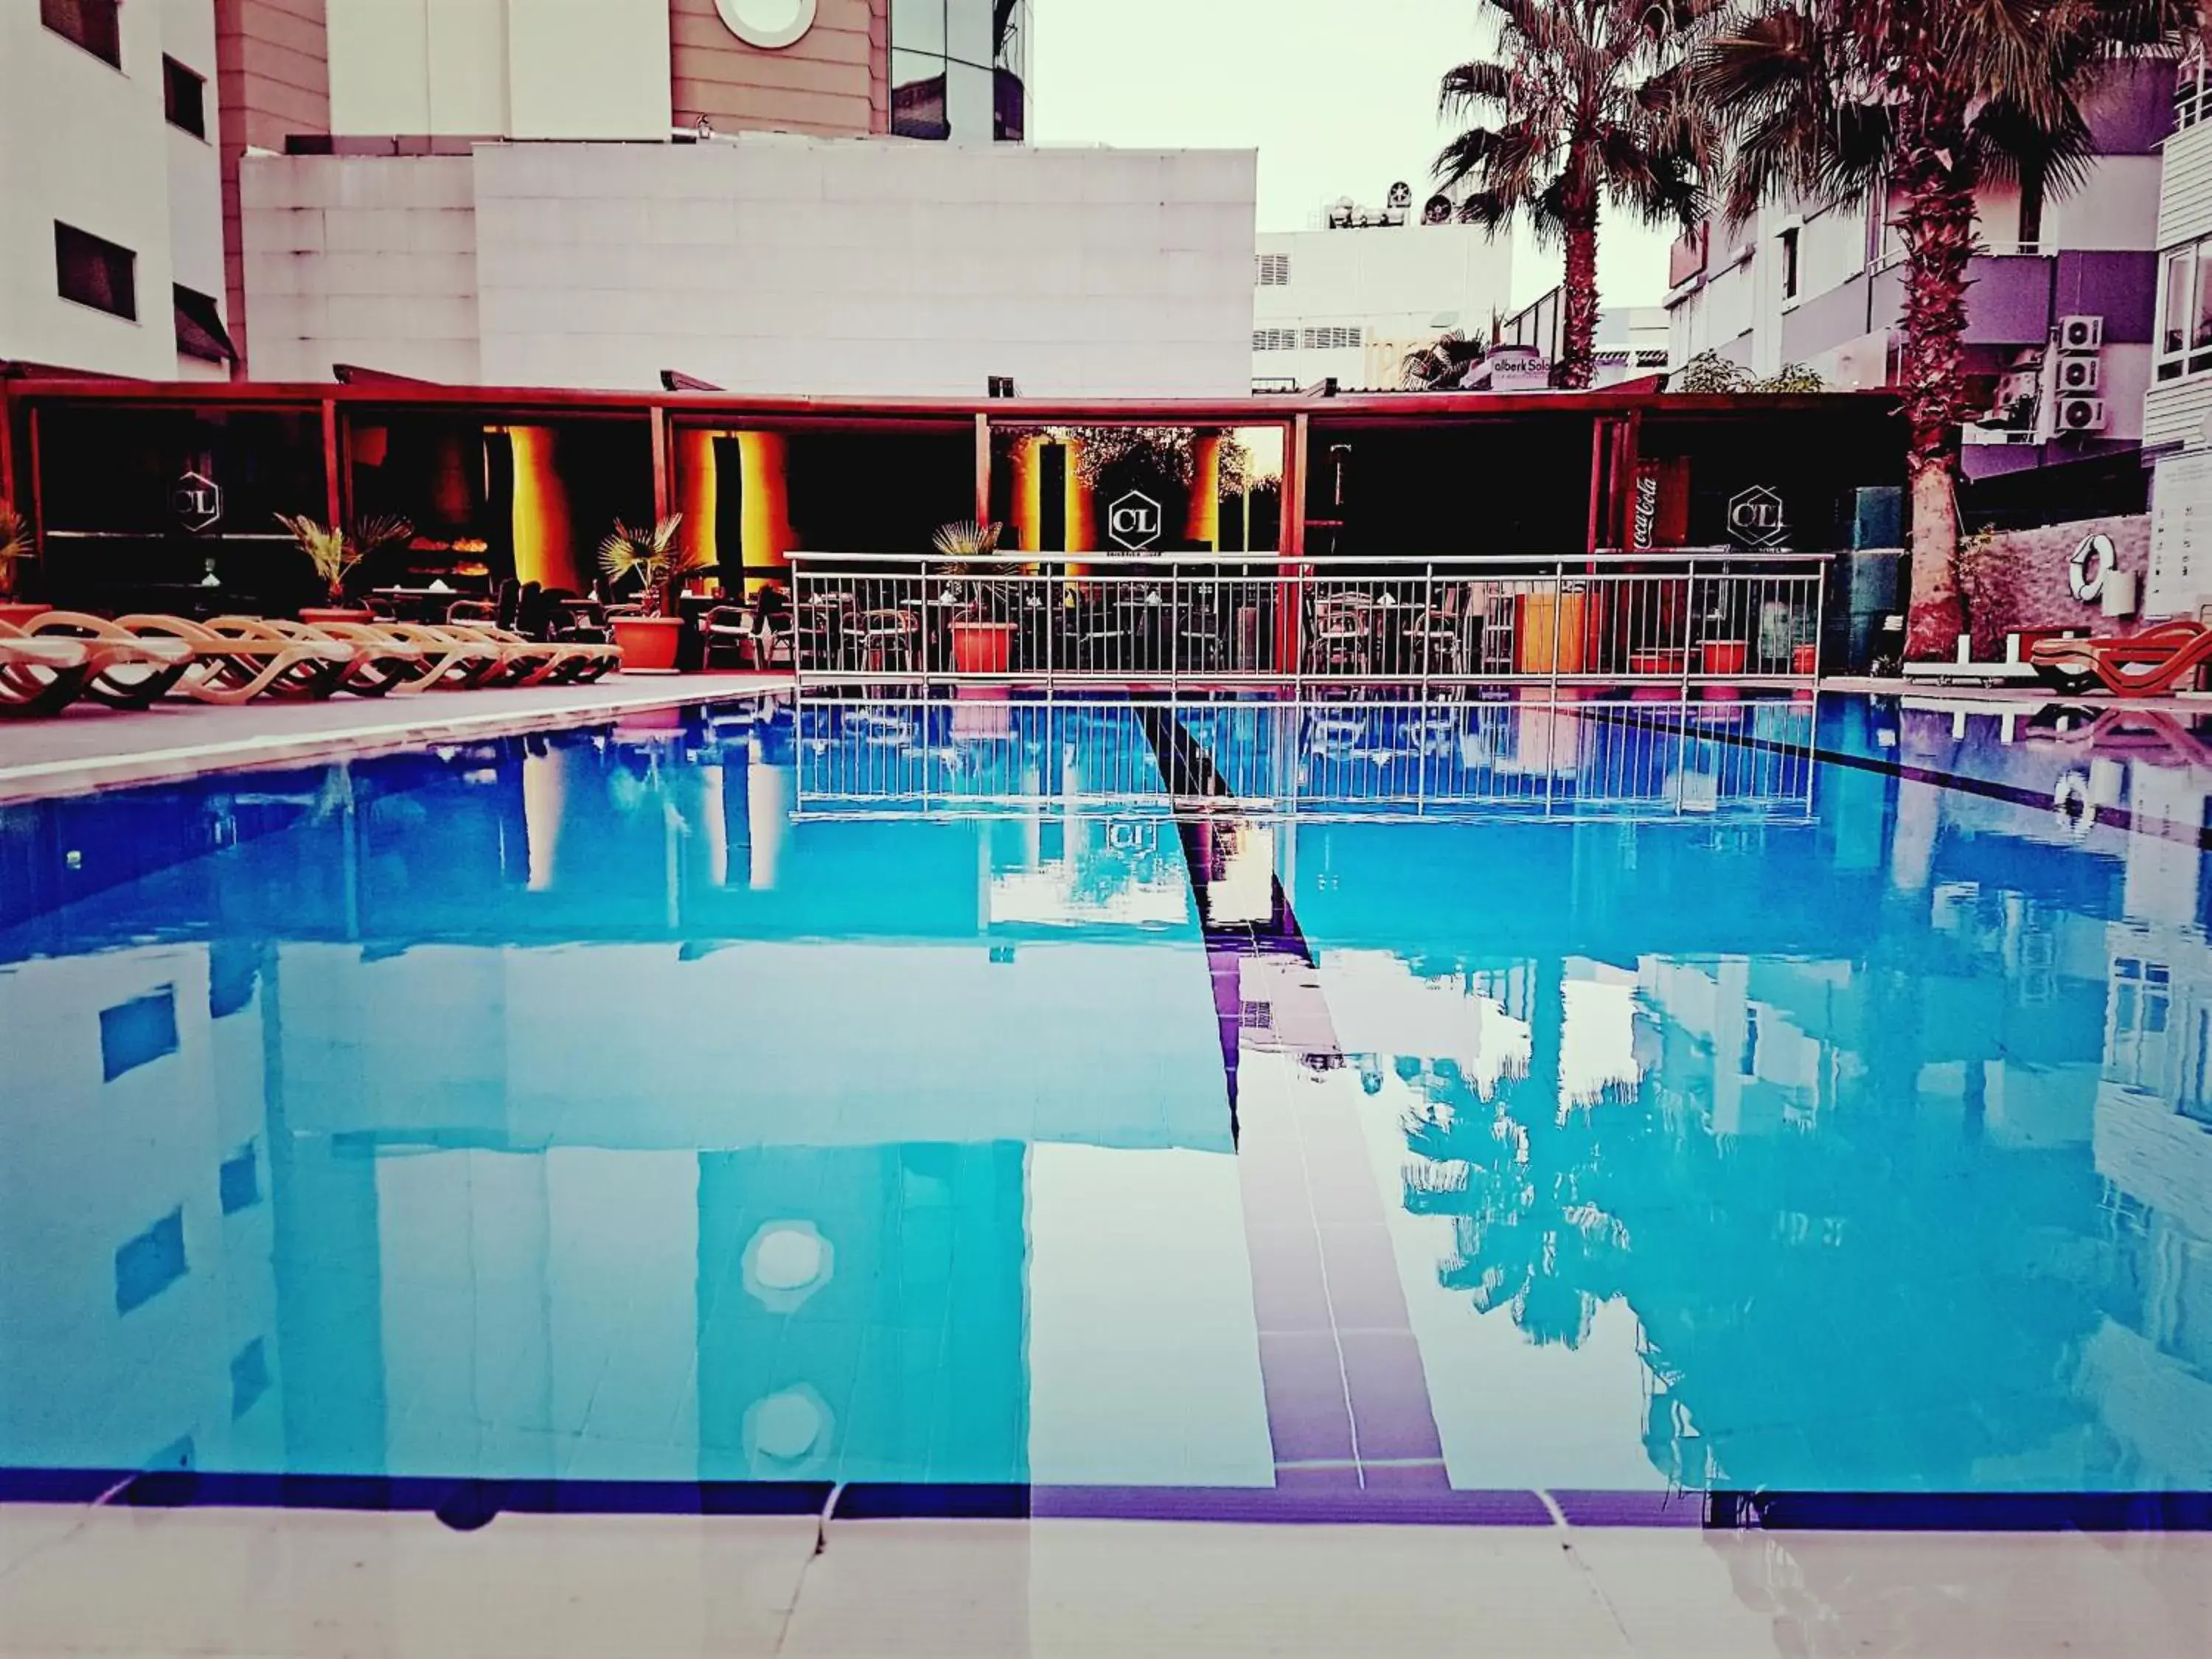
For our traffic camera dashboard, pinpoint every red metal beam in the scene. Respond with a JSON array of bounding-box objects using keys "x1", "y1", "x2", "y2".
[
  {"x1": 321, "y1": 398, "x2": 341, "y2": 527},
  {"x1": 974, "y1": 411, "x2": 991, "y2": 526},
  {"x1": 0, "y1": 376, "x2": 1905, "y2": 428}
]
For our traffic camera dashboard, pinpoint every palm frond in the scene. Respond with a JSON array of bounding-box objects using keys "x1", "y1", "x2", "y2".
[{"x1": 931, "y1": 519, "x2": 1004, "y2": 560}]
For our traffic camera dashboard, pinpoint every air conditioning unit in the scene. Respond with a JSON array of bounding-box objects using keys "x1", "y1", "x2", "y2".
[
  {"x1": 2057, "y1": 315, "x2": 2104, "y2": 353},
  {"x1": 2055, "y1": 355, "x2": 2101, "y2": 394},
  {"x1": 2053, "y1": 395, "x2": 2107, "y2": 434}
]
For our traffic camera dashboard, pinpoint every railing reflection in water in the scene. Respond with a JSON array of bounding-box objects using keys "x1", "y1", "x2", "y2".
[
  {"x1": 793, "y1": 695, "x2": 1817, "y2": 823},
  {"x1": 785, "y1": 552, "x2": 1830, "y2": 690}
]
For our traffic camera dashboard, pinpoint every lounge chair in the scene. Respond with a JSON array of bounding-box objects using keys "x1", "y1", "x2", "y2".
[
  {"x1": 0, "y1": 631, "x2": 94, "y2": 717},
  {"x1": 212, "y1": 615, "x2": 431, "y2": 698},
  {"x1": 12, "y1": 611, "x2": 197, "y2": 708},
  {"x1": 2028, "y1": 621, "x2": 2212, "y2": 698},
  {"x1": 114, "y1": 615, "x2": 354, "y2": 703},
  {"x1": 439, "y1": 618, "x2": 622, "y2": 684}
]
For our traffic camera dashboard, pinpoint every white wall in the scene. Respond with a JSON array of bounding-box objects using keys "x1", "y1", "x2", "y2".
[
  {"x1": 239, "y1": 156, "x2": 482, "y2": 382},
  {"x1": 161, "y1": 0, "x2": 229, "y2": 378},
  {"x1": 505, "y1": 0, "x2": 669, "y2": 139},
  {"x1": 326, "y1": 0, "x2": 669, "y2": 139},
  {"x1": 2050, "y1": 155, "x2": 2163, "y2": 252},
  {"x1": 0, "y1": 2, "x2": 206, "y2": 376},
  {"x1": 475, "y1": 137, "x2": 1253, "y2": 394},
  {"x1": 1253, "y1": 220, "x2": 1514, "y2": 390},
  {"x1": 243, "y1": 136, "x2": 1256, "y2": 394}
]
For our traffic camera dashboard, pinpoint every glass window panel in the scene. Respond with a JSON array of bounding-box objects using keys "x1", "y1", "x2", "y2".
[
  {"x1": 2194, "y1": 243, "x2": 2212, "y2": 351},
  {"x1": 891, "y1": 49, "x2": 949, "y2": 140},
  {"x1": 892, "y1": 0, "x2": 945, "y2": 57},
  {"x1": 2166, "y1": 249, "x2": 2192, "y2": 358},
  {"x1": 993, "y1": 0, "x2": 1027, "y2": 73},
  {"x1": 943, "y1": 58, "x2": 993, "y2": 143}
]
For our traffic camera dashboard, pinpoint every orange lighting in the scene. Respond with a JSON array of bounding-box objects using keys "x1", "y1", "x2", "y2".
[
  {"x1": 504, "y1": 426, "x2": 581, "y2": 591},
  {"x1": 678, "y1": 428, "x2": 719, "y2": 589},
  {"x1": 1186, "y1": 431, "x2": 1221, "y2": 550},
  {"x1": 737, "y1": 431, "x2": 794, "y2": 592}
]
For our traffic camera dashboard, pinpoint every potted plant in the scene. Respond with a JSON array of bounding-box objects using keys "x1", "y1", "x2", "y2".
[
  {"x1": 597, "y1": 514, "x2": 698, "y2": 673},
  {"x1": 936, "y1": 520, "x2": 1016, "y2": 676},
  {"x1": 277, "y1": 512, "x2": 413, "y2": 622},
  {"x1": 0, "y1": 499, "x2": 43, "y2": 627}
]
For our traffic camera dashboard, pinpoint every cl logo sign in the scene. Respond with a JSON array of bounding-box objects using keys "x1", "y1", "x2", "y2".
[
  {"x1": 1725, "y1": 484, "x2": 1787, "y2": 549},
  {"x1": 171, "y1": 470, "x2": 223, "y2": 535},
  {"x1": 1107, "y1": 490, "x2": 1163, "y2": 552}
]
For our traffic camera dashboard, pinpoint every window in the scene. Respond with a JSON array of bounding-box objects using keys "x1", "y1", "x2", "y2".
[
  {"x1": 114, "y1": 1208, "x2": 188, "y2": 1314},
  {"x1": 173, "y1": 285, "x2": 237, "y2": 363},
  {"x1": 1253, "y1": 328, "x2": 1297, "y2": 352},
  {"x1": 55, "y1": 222, "x2": 136, "y2": 321},
  {"x1": 164, "y1": 56, "x2": 207, "y2": 138},
  {"x1": 1255, "y1": 254, "x2": 1291, "y2": 287},
  {"x1": 219, "y1": 1143, "x2": 262, "y2": 1216},
  {"x1": 1301, "y1": 325, "x2": 1363, "y2": 350},
  {"x1": 231, "y1": 1339, "x2": 271, "y2": 1420},
  {"x1": 1778, "y1": 227, "x2": 1801, "y2": 301},
  {"x1": 41, "y1": 0, "x2": 121, "y2": 68},
  {"x1": 2107, "y1": 957, "x2": 2173, "y2": 1089},
  {"x1": 2177, "y1": 49, "x2": 2211, "y2": 131},
  {"x1": 891, "y1": 1, "x2": 1026, "y2": 142},
  {"x1": 2156, "y1": 234, "x2": 2212, "y2": 383},
  {"x1": 100, "y1": 986, "x2": 177, "y2": 1081}
]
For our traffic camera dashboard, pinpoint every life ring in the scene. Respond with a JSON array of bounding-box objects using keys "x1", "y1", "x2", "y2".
[
  {"x1": 2068, "y1": 532, "x2": 2116, "y2": 603},
  {"x1": 2052, "y1": 770, "x2": 2096, "y2": 839}
]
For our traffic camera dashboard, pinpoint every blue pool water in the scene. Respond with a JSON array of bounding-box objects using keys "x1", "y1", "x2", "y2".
[{"x1": 3, "y1": 692, "x2": 2210, "y2": 1512}]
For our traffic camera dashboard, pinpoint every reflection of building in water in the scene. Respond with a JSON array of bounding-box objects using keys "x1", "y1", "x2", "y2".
[
  {"x1": 0, "y1": 701, "x2": 1226, "y2": 1485},
  {"x1": 1301, "y1": 695, "x2": 2212, "y2": 1494},
  {"x1": 0, "y1": 946, "x2": 284, "y2": 1478}
]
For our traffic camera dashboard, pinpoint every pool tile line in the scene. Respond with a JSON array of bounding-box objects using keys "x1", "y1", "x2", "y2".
[
  {"x1": 8, "y1": 1467, "x2": 2210, "y2": 1530},
  {"x1": 1135, "y1": 706, "x2": 1455, "y2": 1500}
]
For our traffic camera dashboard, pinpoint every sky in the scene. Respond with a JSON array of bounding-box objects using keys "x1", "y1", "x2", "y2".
[{"x1": 1031, "y1": 0, "x2": 1677, "y2": 307}]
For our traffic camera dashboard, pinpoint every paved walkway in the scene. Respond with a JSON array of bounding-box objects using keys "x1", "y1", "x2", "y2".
[
  {"x1": 1, "y1": 1504, "x2": 2206, "y2": 1657},
  {"x1": 0, "y1": 672, "x2": 787, "y2": 801}
]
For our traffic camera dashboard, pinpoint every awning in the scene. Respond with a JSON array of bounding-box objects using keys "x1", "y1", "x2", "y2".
[{"x1": 173, "y1": 285, "x2": 237, "y2": 364}]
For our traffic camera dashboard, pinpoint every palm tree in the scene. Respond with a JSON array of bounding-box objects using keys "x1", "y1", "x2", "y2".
[
  {"x1": 1400, "y1": 330, "x2": 1489, "y2": 389},
  {"x1": 1695, "y1": 0, "x2": 2194, "y2": 657},
  {"x1": 1435, "y1": 1, "x2": 1717, "y2": 389}
]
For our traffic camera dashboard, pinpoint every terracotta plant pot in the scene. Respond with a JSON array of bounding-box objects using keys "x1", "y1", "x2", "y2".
[
  {"x1": 612, "y1": 615, "x2": 684, "y2": 673},
  {"x1": 1792, "y1": 642, "x2": 1820, "y2": 676},
  {"x1": 301, "y1": 606, "x2": 375, "y2": 625},
  {"x1": 950, "y1": 619, "x2": 1017, "y2": 675},
  {"x1": 0, "y1": 601, "x2": 52, "y2": 629},
  {"x1": 1700, "y1": 640, "x2": 1748, "y2": 676}
]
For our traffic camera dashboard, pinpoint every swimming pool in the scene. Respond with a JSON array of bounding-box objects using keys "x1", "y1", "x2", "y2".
[{"x1": 3, "y1": 692, "x2": 2210, "y2": 1524}]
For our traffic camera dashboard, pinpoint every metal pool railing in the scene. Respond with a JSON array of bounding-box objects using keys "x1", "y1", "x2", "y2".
[{"x1": 782, "y1": 550, "x2": 1831, "y2": 690}]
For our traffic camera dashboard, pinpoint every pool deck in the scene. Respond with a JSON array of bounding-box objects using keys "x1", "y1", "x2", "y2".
[
  {"x1": 1, "y1": 1504, "x2": 2206, "y2": 1657},
  {"x1": 0, "y1": 671, "x2": 789, "y2": 802}
]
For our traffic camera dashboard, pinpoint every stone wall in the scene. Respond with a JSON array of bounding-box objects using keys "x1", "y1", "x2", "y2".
[{"x1": 1958, "y1": 512, "x2": 2152, "y2": 655}]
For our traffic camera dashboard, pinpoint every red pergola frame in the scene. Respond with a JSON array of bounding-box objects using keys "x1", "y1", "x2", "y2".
[{"x1": 0, "y1": 377, "x2": 1903, "y2": 565}]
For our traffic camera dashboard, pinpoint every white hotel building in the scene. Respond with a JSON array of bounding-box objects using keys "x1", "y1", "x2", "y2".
[
  {"x1": 5, "y1": 1, "x2": 1256, "y2": 400},
  {"x1": 0, "y1": 0, "x2": 231, "y2": 380}
]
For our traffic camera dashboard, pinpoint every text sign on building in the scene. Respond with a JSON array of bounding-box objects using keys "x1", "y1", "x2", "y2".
[
  {"x1": 171, "y1": 470, "x2": 223, "y2": 535},
  {"x1": 1725, "y1": 485, "x2": 1787, "y2": 549},
  {"x1": 1107, "y1": 490, "x2": 1164, "y2": 552}
]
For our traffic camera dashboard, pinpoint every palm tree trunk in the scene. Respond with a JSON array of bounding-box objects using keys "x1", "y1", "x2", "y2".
[
  {"x1": 1557, "y1": 208, "x2": 1601, "y2": 391},
  {"x1": 1893, "y1": 126, "x2": 1978, "y2": 658}
]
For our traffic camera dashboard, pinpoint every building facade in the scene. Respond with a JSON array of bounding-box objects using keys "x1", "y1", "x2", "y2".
[
  {"x1": 1, "y1": 1, "x2": 232, "y2": 380},
  {"x1": 7, "y1": 2, "x2": 1049, "y2": 386},
  {"x1": 238, "y1": 137, "x2": 1257, "y2": 396},
  {"x1": 2144, "y1": 49, "x2": 2212, "y2": 620},
  {"x1": 1665, "y1": 59, "x2": 2171, "y2": 518},
  {"x1": 1251, "y1": 197, "x2": 1523, "y2": 392}
]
